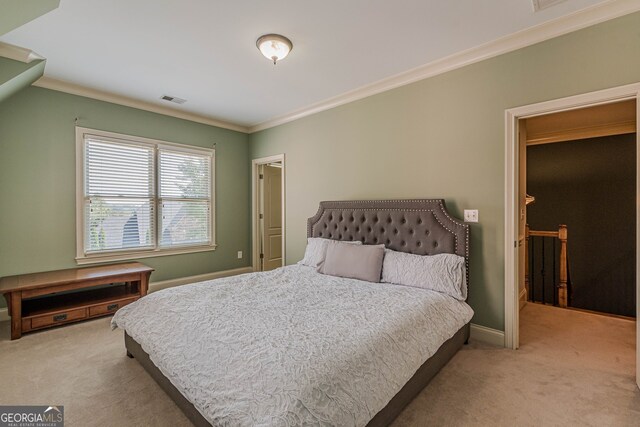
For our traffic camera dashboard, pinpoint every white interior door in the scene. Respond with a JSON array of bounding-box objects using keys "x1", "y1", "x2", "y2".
[{"x1": 261, "y1": 164, "x2": 282, "y2": 271}]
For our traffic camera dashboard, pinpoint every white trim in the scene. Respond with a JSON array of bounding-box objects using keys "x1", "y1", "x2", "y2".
[
  {"x1": 0, "y1": 42, "x2": 44, "y2": 63},
  {"x1": 519, "y1": 287, "x2": 528, "y2": 310},
  {"x1": 252, "y1": 154, "x2": 286, "y2": 272},
  {"x1": 75, "y1": 127, "x2": 216, "y2": 265},
  {"x1": 505, "y1": 108, "x2": 520, "y2": 350},
  {"x1": 504, "y1": 82, "x2": 640, "y2": 351},
  {"x1": 34, "y1": 77, "x2": 249, "y2": 133},
  {"x1": 470, "y1": 323, "x2": 505, "y2": 347},
  {"x1": 23, "y1": 2, "x2": 640, "y2": 135},
  {"x1": 149, "y1": 266, "x2": 253, "y2": 292},
  {"x1": 76, "y1": 245, "x2": 218, "y2": 265},
  {"x1": 249, "y1": 0, "x2": 640, "y2": 132}
]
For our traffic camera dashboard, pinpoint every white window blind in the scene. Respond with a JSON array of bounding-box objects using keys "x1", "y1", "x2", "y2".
[
  {"x1": 85, "y1": 138, "x2": 155, "y2": 253},
  {"x1": 159, "y1": 149, "x2": 211, "y2": 248},
  {"x1": 78, "y1": 129, "x2": 214, "y2": 261}
]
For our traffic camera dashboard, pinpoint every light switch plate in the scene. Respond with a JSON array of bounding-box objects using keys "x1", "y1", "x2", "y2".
[
  {"x1": 464, "y1": 209, "x2": 479, "y2": 223},
  {"x1": 237, "y1": 251, "x2": 243, "y2": 259}
]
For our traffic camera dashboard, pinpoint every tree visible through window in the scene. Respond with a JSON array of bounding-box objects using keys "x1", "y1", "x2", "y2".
[
  {"x1": 159, "y1": 149, "x2": 211, "y2": 248},
  {"x1": 79, "y1": 130, "x2": 214, "y2": 259}
]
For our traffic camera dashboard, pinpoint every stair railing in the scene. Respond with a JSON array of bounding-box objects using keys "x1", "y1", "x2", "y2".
[{"x1": 525, "y1": 224, "x2": 569, "y2": 307}]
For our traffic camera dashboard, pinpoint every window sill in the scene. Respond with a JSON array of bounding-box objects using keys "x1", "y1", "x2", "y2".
[{"x1": 76, "y1": 244, "x2": 217, "y2": 265}]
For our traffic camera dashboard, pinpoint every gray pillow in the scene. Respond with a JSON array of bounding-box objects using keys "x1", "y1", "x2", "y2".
[{"x1": 319, "y1": 243, "x2": 385, "y2": 283}]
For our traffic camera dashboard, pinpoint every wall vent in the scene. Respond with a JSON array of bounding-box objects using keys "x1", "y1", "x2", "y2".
[
  {"x1": 160, "y1": 95, "x2": 187, "y2": 104},
  {"x1": 532, "y1": 0, "x2": 567, "y2": 11}
]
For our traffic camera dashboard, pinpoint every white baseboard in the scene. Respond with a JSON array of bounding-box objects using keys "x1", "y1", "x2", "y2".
[
  {"x1": 149, "y1": 266, "x2": 254, "y2": 292},
  {"x1": 519, "y1": 287, "x2": 528, "y2": 310},
  {"x1": 0, "y1": 266, "x2": 254, "y2": 322},
  {"x1": 470, "y1": 323, "x2": 505, "y2": 347}
]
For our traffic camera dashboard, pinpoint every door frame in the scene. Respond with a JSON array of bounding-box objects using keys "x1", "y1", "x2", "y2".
[
  {"x1": 252, "y1": 154, "x2": 286, "y2": 271},
  {"x1": 504, "y1": 83, "x2": 640, "y2": 359}
]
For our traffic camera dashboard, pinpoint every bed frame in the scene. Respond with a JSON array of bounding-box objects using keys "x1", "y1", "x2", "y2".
[{"x1": 125, "y1": 199, "x2": 471, "y2": 426}]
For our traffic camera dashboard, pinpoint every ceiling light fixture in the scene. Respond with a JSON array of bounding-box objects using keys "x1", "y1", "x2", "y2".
[{"x1": 256, "y1": 34, "x2": 293, "y2": 65}]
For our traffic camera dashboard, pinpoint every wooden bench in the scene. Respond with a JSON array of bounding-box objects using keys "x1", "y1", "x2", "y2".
[{"x1": 0, "y1": 262, "x2": 153, "y2": 340}]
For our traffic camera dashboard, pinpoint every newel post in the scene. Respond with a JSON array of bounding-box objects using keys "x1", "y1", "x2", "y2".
[{"x1": 558, "y1": 224, "x2": 568, "y2": 308}]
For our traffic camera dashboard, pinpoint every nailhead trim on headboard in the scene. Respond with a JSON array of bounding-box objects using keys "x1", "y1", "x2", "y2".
[{"x1": 307, "y1": 199, "x2": 470, "y2": 299}]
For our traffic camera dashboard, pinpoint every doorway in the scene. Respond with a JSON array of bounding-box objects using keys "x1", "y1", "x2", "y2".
[
  {"x1": 504, "y1": 83, "x2": 640, "y2": 388},
  {"x1": 522, "y1": 100, "x2": 636, "y2": 316},
  {"x1": 252, "y1": 154, "x2": 285, "y2": 272}
]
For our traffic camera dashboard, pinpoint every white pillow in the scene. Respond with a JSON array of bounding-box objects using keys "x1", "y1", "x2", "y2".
[
  {"x1": 381, "y1": 249, "x2": 467, "y2": 300},
  {"x1": 298, "y1": 237, "x2": 362, "y2": 268}
]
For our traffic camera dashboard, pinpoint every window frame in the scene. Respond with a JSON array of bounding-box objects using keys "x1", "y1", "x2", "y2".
[{"x1": 75, "y1": 127, "x2": 216, "y2": 265}]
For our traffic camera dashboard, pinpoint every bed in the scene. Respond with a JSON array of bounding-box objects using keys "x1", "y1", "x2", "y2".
[{"x1": 113, "y1": 199, "x2": 473, "y2": 426}]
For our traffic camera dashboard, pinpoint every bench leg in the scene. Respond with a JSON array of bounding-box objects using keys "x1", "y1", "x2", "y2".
[
  {"x1": 126, "y1": 350, "x2": 134, "y2": 359},
  {"x1": 10, "y1": 292, "x2": 22, "y2": 340}
]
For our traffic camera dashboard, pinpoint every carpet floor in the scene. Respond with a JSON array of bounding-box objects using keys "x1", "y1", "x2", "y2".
[{"x1": 0, "y1": 303, "x2": 636, "y2": 426}]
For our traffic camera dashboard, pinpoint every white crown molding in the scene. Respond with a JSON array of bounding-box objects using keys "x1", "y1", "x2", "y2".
[
  {"x1": 248, "y1": 0, "x2": 640, "y2": 133},
  {"x1": 470, "y1": 323, "x2": 506, "y2": 347},
  {"x1": 0, "y1": 42, "x2": 44, "y2": 63},
  {"x1": 20, "y1": 1, "x2": 640, "y2": 134},
  {"x1": 33, "y1": 76, "x2": 250, "y2": 133}
]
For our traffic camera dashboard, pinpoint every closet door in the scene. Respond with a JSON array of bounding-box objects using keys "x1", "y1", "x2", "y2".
[{"x1": 262, "y1": 165, "x2": 282, "y2": 271}]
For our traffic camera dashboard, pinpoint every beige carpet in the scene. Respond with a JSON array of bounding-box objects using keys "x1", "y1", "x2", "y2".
[{"x1": 0, "y1": 303, "x2": 637, "y2": 426}]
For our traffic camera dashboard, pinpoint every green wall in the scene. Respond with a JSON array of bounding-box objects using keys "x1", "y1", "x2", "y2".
[
  {"x1": 0, "y1": 87, "x2": 251, "y2": 308},
  {"x1": 250, "y1": 12, "x2": 640, "y2": 331},
  {"x1": 0, "y1": 57, "x2": 45, "y2": 102},
  {"x1": 0, "y1": 0, "x2": 59, "y2": 35}
]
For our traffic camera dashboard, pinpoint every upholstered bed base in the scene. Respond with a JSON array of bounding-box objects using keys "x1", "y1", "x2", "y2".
[{"x1": 125, "y1": 323, "x2": 470, "y2": 427}]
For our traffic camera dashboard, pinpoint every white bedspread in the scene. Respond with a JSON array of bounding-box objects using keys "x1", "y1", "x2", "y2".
[{"x1": 111, "y1": 265, "x2": 473, "y2": 426}]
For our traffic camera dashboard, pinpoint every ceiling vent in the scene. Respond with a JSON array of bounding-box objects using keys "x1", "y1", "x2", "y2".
[
  {"x1": 532, "y1": 0, "x2": 567, "y2": 11},
  {"x1": 160, "y1": 95, "x2": 187, "y2": 105}
]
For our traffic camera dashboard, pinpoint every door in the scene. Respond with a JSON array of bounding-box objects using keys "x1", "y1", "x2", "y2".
[{"x1": 261, "y1": 164, "x2": 282, "y2": 271}]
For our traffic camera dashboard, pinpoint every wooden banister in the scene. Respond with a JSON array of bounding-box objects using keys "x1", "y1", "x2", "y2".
[
  {"x1": 528, "y1": 230, "x2": 560, "y2": 238},
  {"x1": 525, "y1": 224, "x2": 569, "y2": 308}
]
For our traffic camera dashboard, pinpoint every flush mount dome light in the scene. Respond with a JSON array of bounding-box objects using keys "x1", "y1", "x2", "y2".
[{"x1": 256, "y1": 34, "x2": 292, "y2": 65}]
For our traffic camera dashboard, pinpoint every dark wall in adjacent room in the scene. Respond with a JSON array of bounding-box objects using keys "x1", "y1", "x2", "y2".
[{"x1": 527, "y1": 134, "x2": 636, "y2": 317}]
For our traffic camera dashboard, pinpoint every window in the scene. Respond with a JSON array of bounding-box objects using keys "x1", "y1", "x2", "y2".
[{"x1": 76, "y1": 128, "x2": 215, "y2": 263}]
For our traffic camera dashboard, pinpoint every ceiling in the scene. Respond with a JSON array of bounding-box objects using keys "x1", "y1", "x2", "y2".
[{"x1": 0, "y1": 0, "x2": 617, "y2": 129}]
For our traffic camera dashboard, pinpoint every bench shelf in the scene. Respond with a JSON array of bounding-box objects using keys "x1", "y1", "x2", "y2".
[{"x1": 1, "y1": 262, "x2": 153, "y2": 340}]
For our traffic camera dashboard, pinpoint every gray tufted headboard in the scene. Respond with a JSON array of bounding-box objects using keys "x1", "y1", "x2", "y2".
[{"x1": 307, "y1": 199, "x2": 470, "y2": 294}]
